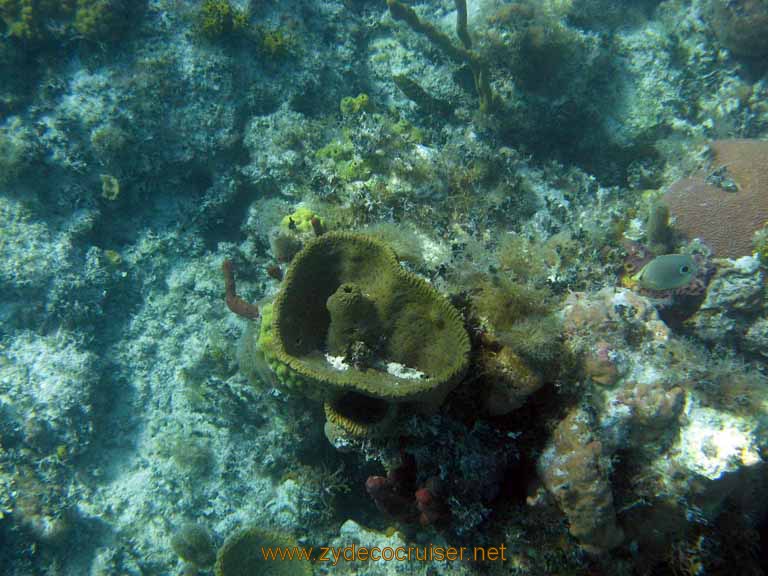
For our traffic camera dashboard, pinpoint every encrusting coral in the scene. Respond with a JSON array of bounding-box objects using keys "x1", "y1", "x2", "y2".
[
  {"x1": 171, "y1": 522, "x2": 216, "y2": 569},
  {"x1": 538, "y1": 407, "x2": 624, "y2": 554}
]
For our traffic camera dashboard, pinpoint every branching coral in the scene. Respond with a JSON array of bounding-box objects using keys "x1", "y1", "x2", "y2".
[{"x1": 387, "y1": 0, "x2": 498, "y2": 113}]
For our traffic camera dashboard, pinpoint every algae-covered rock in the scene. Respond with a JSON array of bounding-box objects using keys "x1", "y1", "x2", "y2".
[
  {"x1": 687, "y1": 255, "x2": 764, "y2": 344},
  {"x1": 214, "y1": 526, "x2": 311, "y2": 576},
  {"x1": 256, "y1": 232, "x2": 470, "y2": 432},
  {"x1": 539, "y1": 407, "x2": 624, "y2": 554}
]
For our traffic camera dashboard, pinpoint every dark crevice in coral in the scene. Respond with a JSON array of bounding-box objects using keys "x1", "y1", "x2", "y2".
[{"x1": 331, "y1": 392, "x2": 390, "y2": 426}]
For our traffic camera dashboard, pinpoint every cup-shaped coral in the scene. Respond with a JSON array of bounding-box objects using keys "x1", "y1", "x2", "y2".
[{"x1": 256, "y1": 232, "x2": 470, "y2": 434}]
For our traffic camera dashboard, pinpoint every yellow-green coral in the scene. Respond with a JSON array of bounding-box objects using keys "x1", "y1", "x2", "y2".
[
  {"x1": 324, "y1": 397, "x2": 397, "y2": 437},
  {"x1": 73, "y1": 0, "x2": 120, "y2": 39},
  {"x1": 471, "y1": 275, "x2": 562, "y2": 366},
  {"x1": 337, "y1": 157, "x2": 372, "y2": 182},
  {"x1": 196, "y1": 0, "x2": 248, "y2": 40},
  {"x1": 0, "y1": 0, "x2": 127, "y2": 42},
  {"x1": 100, "y1": 174, "x2": 120, "y2": 201},
  {"x1": 753, "y1": 223, "x2": 768, "y2": 264},
  {"x1": 339, "y1": 93, "x2": 372, "y2": 115},
  {"x1": 171, "y1": 523, "x2": 216, "y2": 568},
  {"x1": 280, "y1": 206, "x2": 323, "y2": 234},
  {"x1": 259, "y1": 27, "x2": 293, "y2": 59},
  {"x1": 316, "y1": 138, "x2": 353, "y2": 161},
  {"x1": 391, "y1": 118, "x2": 423, "y2": 144}
]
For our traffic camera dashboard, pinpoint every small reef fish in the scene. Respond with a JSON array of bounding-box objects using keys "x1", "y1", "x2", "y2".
[{"x1": 633, "y1": 254, "x2": 698, "y2": 291}]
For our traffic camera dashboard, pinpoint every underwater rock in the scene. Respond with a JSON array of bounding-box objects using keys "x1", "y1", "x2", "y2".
[
  {"x1": 620, "y1": 384, "x2": 685, "y2": 447},
  {"x1": 538, "y1": 407, "x2": 624, "y2": 553},
  {"x1": 171, "y1": 523, "x2": 216, "y2": 568},
  {"x1": 327, "y1": 519, "x2": 472, "y2": 575},
  {"x1": 558, "y1": 282, "x2": 768, "y2": 563},
  {"x1": 744, "y1": 317, "x2": 768, "y2": 358},
  {"x1": 0, "y1": 330, "x2": 99, "y2": 457},
  {"x1": 645, "y1": 398, "x2": 767, "y2": 533},
  {"x1": 687, "y1": 255, "x2": 764, "y2": 344},
  {"x1": 583, "y1": 340, "x2": 621, "y2": 386}
]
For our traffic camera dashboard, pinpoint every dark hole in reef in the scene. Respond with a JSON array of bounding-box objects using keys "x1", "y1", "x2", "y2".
[{"x1": 332, "y1": 393, "x2": 389, "y2": 425}]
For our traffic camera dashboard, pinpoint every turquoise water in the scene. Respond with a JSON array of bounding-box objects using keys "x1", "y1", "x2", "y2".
[{"x1": 1, "y1": 1, "x2": 767, "y2": 574}]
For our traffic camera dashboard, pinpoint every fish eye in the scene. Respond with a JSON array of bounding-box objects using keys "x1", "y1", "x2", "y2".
[{"x1": 679, "y1": 265, "x2": 690, "y2": 273}]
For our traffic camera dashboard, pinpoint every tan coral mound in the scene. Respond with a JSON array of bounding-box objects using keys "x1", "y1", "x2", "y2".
[{"x1": 663, "y1": 139, "x2": 768, "y2": 258}]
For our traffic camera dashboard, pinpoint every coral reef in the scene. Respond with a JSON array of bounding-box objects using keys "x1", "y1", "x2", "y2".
[
  {"x1": 559, "y1": 285, "x2": 767, "y2": 562},
  {"x1": 196, "y1": 0, "x2": 249, "y2": 40},
  {"x1": 2, "y1": 0, "x2": 768, "y2": 573},
  {"x1": 387, "y1": 0, "x2": 497, "y2": 112},
  {"x1": 0, "y1": 0, "x2": 132, "y2": 42}
]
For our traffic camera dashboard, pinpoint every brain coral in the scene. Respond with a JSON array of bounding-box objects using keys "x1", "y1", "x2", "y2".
[
  {"x1": 663, "y1": 139, "x2": 768, "y2": 258},
  {"x1": 255, "y1": 232, "x2": 470, "y2": 433}
]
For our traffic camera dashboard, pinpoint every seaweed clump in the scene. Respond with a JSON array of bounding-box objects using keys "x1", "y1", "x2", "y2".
[
  {"x1": 196, "y1": 0, "x2": 248, "y2": 40},
  {"x1": 464, "y1": 271, "x2": 564, "y2": 416}
]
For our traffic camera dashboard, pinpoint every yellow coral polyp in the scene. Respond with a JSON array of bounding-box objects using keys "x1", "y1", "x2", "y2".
[{"x1": 280, "y1": 206, "x2": 322, "y2": 234}]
